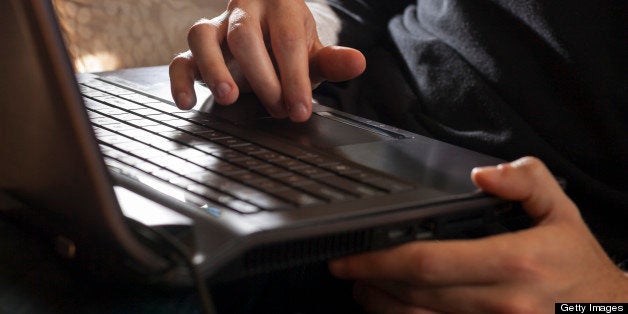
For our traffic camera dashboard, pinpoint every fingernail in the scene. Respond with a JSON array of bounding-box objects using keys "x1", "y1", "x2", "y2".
[
  {"x1": 472, "y1": 165, "x2": 499, "y2": 175},
  {"x1": 176, "y1": 92, "x2": 194, "y2": 109},
  {"x1": 471, "y1": 166, "x2": 490, "y2": 175},
  {"x1": 214, "y1": 82, "x2": 231, "y2": 99},
  {"x1": 289, "y1": 102, "x2": 309, "y2": 121}
]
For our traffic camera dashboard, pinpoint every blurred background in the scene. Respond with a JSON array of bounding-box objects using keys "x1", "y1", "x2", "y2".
[{"x1": 52, "y1": 0, "x2": 226, "y2": 73}]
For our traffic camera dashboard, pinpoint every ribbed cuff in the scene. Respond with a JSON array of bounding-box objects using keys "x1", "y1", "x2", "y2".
[
  {"x1": 618, "y1": 259, "x2": 628, "y2": 271},
  {"x1": 306, "y1": 0, "x2": 342, "y2": 46}
]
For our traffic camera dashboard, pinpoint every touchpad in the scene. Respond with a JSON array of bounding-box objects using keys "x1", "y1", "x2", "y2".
[
  {"x1": 202, "y1": 96, "x2": 401, "y2": 149},
  {"x1": 251, "y1": 113, "x2": 391, "y2": 149}
]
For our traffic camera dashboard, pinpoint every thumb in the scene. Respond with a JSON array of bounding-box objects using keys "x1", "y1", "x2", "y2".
[
  {"x1": 471, "y1": 157, "x2": 580, "y2": 224},
  {"x1": 309, "y1": 45, "x2": 366, "y2": 85}
]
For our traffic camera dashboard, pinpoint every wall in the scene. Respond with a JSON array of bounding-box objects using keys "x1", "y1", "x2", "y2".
[{"x1": 53, "y1": 0, "x2": 226, "y2": 72}]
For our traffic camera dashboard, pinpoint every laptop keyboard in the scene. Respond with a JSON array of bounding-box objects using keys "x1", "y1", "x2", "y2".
[{"x1": 80, "y1": 79, "x2": 413, "y2": 215}]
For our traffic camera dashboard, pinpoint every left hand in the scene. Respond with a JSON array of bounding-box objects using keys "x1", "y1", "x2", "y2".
[{"x1": 329, "y1": 157, "x2": 628, "y2": 313}]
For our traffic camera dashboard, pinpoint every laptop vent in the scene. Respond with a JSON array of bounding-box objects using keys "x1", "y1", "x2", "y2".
[{"x1": 241, "y1": 229, "x2": 373, "y2": 276}]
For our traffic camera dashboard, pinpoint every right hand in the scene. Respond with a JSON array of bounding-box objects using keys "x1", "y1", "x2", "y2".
[
  {"x1": 169, "y1": 0, "x2": 366, "y2": 122},
  {"x1": 330, "y1": 157, "x2": 628, "y2": 313}
]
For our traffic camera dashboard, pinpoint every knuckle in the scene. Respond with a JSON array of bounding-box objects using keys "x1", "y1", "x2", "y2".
[
  {"x1": 226, "y1": 0, "x2": 245, "y2": 11},
  {"x1": 227, "y1": 7, "x2": 253, "y2": 29},
  {"x1": 406, "y1": 250, "x2": 439, "y2": 284},
  {"x1": 226, "y1": 23, "x2": 255, "y2": 50},
  {"x1": 500, "y1": 156, "x2": 549, "y2": 186},
  {"x1": 187, "y1": 19, "x2": 217, "y2": 42},
  {"x1": 169, "y1": 51, "x2": 192, "y2": 68},
  {"x1": 171, "y1": 51, "x2": 189, "y2": 63},
  {"x1": 500, "y1": 252, "x2": 544, "y2": 281},
  {"x1": 514, "y1": 156, "x2": 545, "y2": 175}
]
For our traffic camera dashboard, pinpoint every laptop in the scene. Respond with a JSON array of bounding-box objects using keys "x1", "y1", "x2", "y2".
[{"x1": 0, "y1": 0, "x2": 523, "y2": 287}]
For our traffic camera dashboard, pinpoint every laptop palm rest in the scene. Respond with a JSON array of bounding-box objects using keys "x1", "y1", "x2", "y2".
[{"x1": 200, "y1": 94, "x2": 503, "y2": 194}]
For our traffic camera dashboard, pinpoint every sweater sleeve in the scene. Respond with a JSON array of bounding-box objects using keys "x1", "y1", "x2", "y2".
[{"x1": 307, "y1": 0, "x2": 413, "y2": 49}]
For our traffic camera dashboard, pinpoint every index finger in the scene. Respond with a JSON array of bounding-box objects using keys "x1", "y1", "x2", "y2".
[{"x1": 329, "y1": 237, "x2": 511, "y2": 286}]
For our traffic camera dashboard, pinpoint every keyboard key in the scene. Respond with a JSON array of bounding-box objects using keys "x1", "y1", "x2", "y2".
[
  {"x1": 114, "y1": 113, "x2": 144, "y2": 121},
  {"x1": 317, "y1": 175, "x2": 384, "y2": 198},
  {"x1": 226, "y1": 185, "x2": 291, "y2": 210},
  {"x1": 227, "y1": 170, "x2": 267, "y2": 184},
  {"x1": 187, "y1": 156, "x2": 245, "y2": 174},
  {"x1": 133, "y1": 161, "x2": 160, "y2": 173},
  {"x1": 148, "y1": 155, "x2": 203, "y2": 173},
  {"x1": 210, "y1": 149, "x2": 248, "y2": 161},
  {"x1": 212, "y1": 137, "x2": 250, "y2": 147},
  {"x1": 178, "y1": 123, "x2": 209, "y2": 133},
  {"x1": 94, "y1": 96, "x2": 144, "y2": 109},
  {"x1": 90, "y1": 116, "x2": 118, "y2": 125},
  {"x1": 293, "y1": 165, "x2": 334, "y2": 178},
  {"x1": 230, "y1": 157, "x2": 267, "y2": 169},
  {"x1": 130, "y1": 108, "x2": 162, "y2": 116},
  {"x1": 256, "y1": 151, "x2": 289, "y2": 162},
  {"x1": 272, "y1": 189, "x2": 324, "y2": 207},
  {"x1": 184, "y1": 114, "x2": 218, "y2": 123},
  {"x1": 87, "y1": 81, "x2": 134, "y2": 95},
  {"x1": 254, "y1": 165, "x2": 292, "y2": 178},
  {"x1": 169, "y1": 176, "x2": 197, "y2": 190},
  {"x1": 144, "y1": 102, "x2": 183, "y2": 113},
  {"x1": 185, "y1": 169, "x2": 233, "y2": 187},
  {"x1": 151, "y1": 169, "x2": 178, "y2": 181},
  {"x1": 275, "y1": 174, "x2": 310, "y2": 186},
  {"x1": 298, "y1": 182, "x2": 355, "y2": 202},
  {"x1": 233, "y1": 144, "x2": 270, "y2": 155},
  {"x1": 80, "y1": 86, "x2": 109, "y2": 98},
  {"x1": 126, "y1": 118, "x2": 159, "y2": 128},
  {"x1": 102, "y1": 122, "x2": 137, "y2": 132},
  {"x1": 272, "y1": 157, "x2": 309, "y2": 170},
  {"x1": 195, "y1": 129, "x2": 229, "y2": 140},
  {"x1": 187, "y1": 183, "x2": 235, "y2": 204},
  {"x1": 115, "y1": 141, "x2": 153, "y2": 152},
  {"x1": 323, "y1": 163, "x2": 361, "y2": 175},
  {"x1": 96, "y1": 107, "x2": 127, "y2": 116},
  {"x1": 170, "y1": 148, "x2": 207, "y2": 161},
  {"x1": 161, "y1": 119, "x2": 196, "y2": 128},
  {"x1": 253, "y1": 179, "x2": 291, "y2": 193},
  {"x1": 84, "y1": 98, "x2": 110, "y2": 110},
  {"x1": 299, "y1": 154, "x2": 338, "y2": 166},
  {"x1": 144, "y1": 124, "x2": 178, "y2": 133},
  {"x1": 97, "y1": 134, "x2": 133, "y2": 145},
  {"x1": 132, "y1": 147, "x2": 170, "y2": 160},
  {"x1": 222, "y1": 199, "x2": 260, "y2": 214},
  {"x1": 120, "y1": 93, "x2": 160, "y2": 104}
]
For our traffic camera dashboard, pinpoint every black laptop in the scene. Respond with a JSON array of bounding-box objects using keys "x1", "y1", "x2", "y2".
[{"x1": 0, "y1": 0, "x2": 522, "y2": 286}]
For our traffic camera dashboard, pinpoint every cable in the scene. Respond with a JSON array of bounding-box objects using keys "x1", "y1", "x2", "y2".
[{"x1": 127, "y1": 219, "x2": 218, "y2": 314}]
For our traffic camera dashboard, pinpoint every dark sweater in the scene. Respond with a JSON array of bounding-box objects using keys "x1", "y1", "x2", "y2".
[{"x1": 323, "y1": 0, "x2": 627, "y2": 260}]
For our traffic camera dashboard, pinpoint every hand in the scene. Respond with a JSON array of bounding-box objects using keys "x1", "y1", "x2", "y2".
[
  {"x1": 169, "y1": 0, "x2": 366, "y2": 122},
  {"x1": 330, "y1": 157, "x2": 628, "y2": 313}
]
